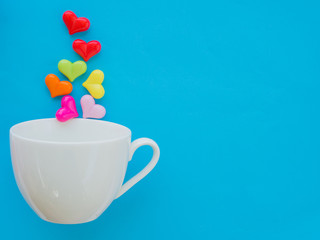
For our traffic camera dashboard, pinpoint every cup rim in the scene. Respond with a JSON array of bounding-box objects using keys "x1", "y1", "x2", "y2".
[{"x1": 10, "y1": 118, "x2": 132, "y2": 145}]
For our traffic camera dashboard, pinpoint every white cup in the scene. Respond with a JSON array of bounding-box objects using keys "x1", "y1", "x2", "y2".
[{"x1": 10, "y1": 118, "x2": 160, "y2": 224}]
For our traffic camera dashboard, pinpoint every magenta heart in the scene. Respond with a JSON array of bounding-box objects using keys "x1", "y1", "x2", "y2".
[
  {"x1": 56, "y1": 95, "x2": 79, "y2": 122},
  {"x1": 80, "y1": 95, "x2": 106, "y2": 119}
]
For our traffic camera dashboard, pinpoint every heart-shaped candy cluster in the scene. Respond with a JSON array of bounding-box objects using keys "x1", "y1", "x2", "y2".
[{"x1": 45, "y1": 11, "x2": 106, "y2": 122}]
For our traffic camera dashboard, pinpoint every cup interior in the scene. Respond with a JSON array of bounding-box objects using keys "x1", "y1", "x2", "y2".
[{"x1": 10, "y1": 118, "x2": 131, "y2": 143}]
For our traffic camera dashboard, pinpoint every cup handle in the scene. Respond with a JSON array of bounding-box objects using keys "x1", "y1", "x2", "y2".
[{"x1": 115, "y1": 138, "x2": 160, "y2": 199}]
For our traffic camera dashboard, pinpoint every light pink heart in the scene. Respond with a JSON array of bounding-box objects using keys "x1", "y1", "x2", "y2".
[
  {"x1": 80, "y1": 95, "x2": 106, "y2": 119},
  {"x1": 56, "y1": 95, "x2": 79, "y2": 122}
]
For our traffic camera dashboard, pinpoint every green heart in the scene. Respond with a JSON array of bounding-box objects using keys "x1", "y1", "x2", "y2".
[{"x1": 58, "y1": 59, "x2": 87, "y2": 82}]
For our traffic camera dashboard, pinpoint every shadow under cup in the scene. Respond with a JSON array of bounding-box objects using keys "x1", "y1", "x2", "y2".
[{"x1": 10, "y1": 118, "x2": 132, "y2": 224}]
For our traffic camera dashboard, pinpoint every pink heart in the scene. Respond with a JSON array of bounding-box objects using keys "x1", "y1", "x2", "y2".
[
  {"x1": 56, "y1": 95, "x2": 79, "y2": 122},
  {"x1": 80, "y1": 95, "x2": 106, "y2": 119}
]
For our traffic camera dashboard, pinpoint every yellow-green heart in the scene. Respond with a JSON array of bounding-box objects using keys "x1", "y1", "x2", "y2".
[
  {"x1": 83, "y1": 70, "x2": 105, "y2": 99},
  {"x1": 58, "y1": 59, "x2": 87, "y2": 82}
]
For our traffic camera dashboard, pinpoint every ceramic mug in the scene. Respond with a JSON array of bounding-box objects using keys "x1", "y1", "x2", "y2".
[{"x1": 10, "y1": 118, "x2": 160, "y2": 224}]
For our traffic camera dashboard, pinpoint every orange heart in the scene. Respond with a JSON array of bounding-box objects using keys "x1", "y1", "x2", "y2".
[{"x1": 45, "y1": 74, "x2": 73, "y2": 98}]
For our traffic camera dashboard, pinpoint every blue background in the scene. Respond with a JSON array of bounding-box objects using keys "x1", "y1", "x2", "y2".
[{"x1": 1, "y1": 0, "x2": 320, "y2": 239}]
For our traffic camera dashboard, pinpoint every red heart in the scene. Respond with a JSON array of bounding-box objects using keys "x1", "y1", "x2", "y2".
[
  {"x1": 63, "y1": 11, "x2": 90, "y2": 35},
  {"x1": 73, "y1": 39, "x2": 101, "y2": 62}
]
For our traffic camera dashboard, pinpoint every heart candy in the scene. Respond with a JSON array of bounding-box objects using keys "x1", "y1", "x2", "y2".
[
  {"x1": 56, "y1": 95, "x2": 79, "y2": 122},
  {"x1": 45, "y1": 74, "x2": 73, "y2": 98},
  {"x1": 73, "y1": 39, "x2": 101, "y2": 62},
  {"x1": 58, "y1": 59, "x2": 87, "y2": 82},
  {"x1": 82, "y1": 70, "x2": 105, "y2": 99},
  {"x1": 80, "y1": 95, "x2": 106, "y2": 119},
  {"x1": 63, "y1": 11, "x2": 90, "y2": 35}
]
